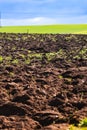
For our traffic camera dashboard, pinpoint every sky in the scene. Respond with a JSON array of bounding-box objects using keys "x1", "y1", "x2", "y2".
[{"x1": 0, "y1": 0, "x2": 87, "y2": 26}]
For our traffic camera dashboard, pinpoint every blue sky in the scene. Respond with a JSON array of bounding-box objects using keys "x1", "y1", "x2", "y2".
[{"x1": 0, "y1": 0, "x2": 87, "y2": 26}]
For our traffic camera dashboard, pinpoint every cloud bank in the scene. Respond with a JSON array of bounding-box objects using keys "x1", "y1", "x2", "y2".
[{"x1": 2, "y1": 15, "x2": 87, "y2": 26}]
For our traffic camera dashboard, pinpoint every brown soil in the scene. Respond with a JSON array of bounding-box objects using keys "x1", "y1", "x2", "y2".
[{"x1": 0, "y1": 33, "x2": 87, "y2": 130}]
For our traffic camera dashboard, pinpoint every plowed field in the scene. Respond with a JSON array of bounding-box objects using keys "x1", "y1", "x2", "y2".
[{"x1": 0, "y1": 33, "x2": 87, "y2": 130}]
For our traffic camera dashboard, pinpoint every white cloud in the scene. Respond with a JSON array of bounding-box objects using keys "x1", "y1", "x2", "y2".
[
  {"x1": 1, "y1": 15, "x2": 87, "y2": 26},
  {"x1": 1, "y1": 17, "x2": 57, "y2": 26}
]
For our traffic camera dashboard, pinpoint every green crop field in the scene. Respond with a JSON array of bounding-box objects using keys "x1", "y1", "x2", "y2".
[{"x1": 0, "y1": 24, "x2": 87, "y2": 34}]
